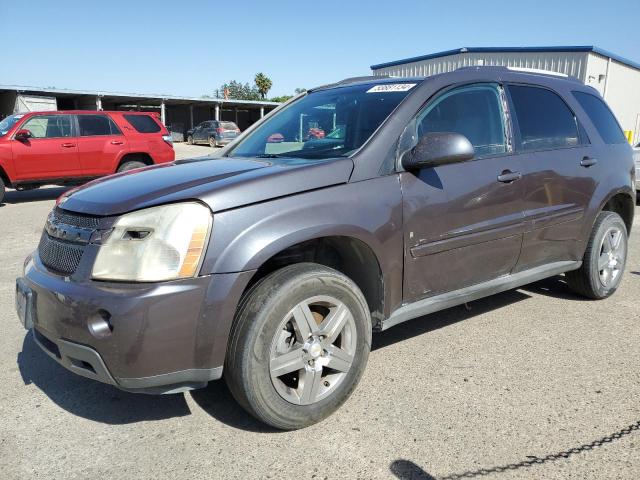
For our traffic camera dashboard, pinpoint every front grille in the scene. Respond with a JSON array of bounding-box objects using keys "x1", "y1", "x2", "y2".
[
  {"x1": 52, "y1": 207, "x2": 100, "y2": 229},
  {"x1": 38, "y1": 234, "x2": 85, "y2": 275}
]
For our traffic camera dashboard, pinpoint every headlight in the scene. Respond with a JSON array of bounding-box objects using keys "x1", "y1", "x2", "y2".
[{"x1": 92, "y1": 202, "x2": 212, "y2": 282}]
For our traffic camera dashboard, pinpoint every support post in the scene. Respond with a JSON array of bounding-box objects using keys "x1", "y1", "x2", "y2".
[
  {"x1": 160, "y1": 100, "x2": 166, "y2": 126},
  {"x1": 189, "y1": 104, "x2": 194, "y2": 128},
  {"x1": 214, "y1": 104, "x2": 220, "y2": 121},
  {"x1": 96, "y1": 96, "x2": 103, "y2": 111},
  {"x1": 260, "y1": 107, "x2": 264, "y2": 118}
]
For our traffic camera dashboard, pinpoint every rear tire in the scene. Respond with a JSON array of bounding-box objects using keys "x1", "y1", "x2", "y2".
[
  {"x1": 117, "y1": 160, "x2": 147, "y2": 173},
  {"x1": 566, "y1": 211, "x2": 628, "y2": 299},
  {"x1": 187, "y1": 135, "x2": 194, "y2": 145},
  {"x1": 209, "y1": 136, "x2": 217, "y2": 148},
  {"x1": 0, "y1": 177, "x2": 5, "y2": 204},
  {"x1": 225, "y1": 263, "x2": 372, "y2": 430}
]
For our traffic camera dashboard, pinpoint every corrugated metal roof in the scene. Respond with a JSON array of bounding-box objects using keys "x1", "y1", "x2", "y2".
[
  {"x1": 370, "y1": 46, "x2": 640, "y2": 71},
  {"x1": 0, "y1": 84, "x2": 280, "y2": 107}
]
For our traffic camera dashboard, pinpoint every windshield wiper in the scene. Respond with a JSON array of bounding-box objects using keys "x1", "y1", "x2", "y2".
[{"x1": 254, "y1": 153, "x2": 293, "y2": 158}]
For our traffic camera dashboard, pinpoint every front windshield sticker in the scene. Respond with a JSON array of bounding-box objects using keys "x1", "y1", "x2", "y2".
[{"x1": 367, "y1": 83, "x2": 416, "y2": 93}]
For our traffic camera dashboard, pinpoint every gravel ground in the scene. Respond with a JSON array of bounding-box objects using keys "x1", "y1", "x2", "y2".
[{"x1": 0, "y1": 151, "x2": 638, "y2": 479}]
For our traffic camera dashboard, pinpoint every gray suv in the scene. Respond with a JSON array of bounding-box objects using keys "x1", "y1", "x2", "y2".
[{"x1": 16, "y1": 67, "x2": 635, "y2": 430}]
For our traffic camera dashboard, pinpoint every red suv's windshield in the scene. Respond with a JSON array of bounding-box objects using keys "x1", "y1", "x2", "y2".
[{"x1": 0, "y1": 114, "x2": 24, "y2": 136}]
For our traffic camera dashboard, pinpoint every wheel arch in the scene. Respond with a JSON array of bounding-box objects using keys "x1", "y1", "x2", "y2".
[
  {"x1": 116, "y1": 152, "x2": 154, "y2": 171},
  {"x1": 0, "y1": 165, "x2": 10, "y2": 187},
  {"x1": 599, "y1": 189, "x2": 635, "y2": 234}
]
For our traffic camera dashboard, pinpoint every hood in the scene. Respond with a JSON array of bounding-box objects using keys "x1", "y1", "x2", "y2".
[{"x1": 60, "y1": 156, "x2": 354, "y2": 216}]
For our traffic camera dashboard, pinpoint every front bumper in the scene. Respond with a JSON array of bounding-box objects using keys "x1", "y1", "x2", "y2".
[{"x1": 18, "y1": 254, "x2": 254, "y2": 394}]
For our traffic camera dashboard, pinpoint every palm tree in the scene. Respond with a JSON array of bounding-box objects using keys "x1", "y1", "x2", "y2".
[{"x1": 254, "y1": 73, "x2": 273, "y2": 100}]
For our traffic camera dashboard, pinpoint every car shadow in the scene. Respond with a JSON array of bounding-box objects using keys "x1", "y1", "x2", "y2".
[
  {"x1": 518, "y1": 275, "x2": 587, "y2": 301},
  {"x1": 1, "y1": 186, "x2": 69, "y2": 206},
  {"x1": 373, "y1": 288, "x2": 531, "y2": 351},
  {"x1": 17, "y1": 333, "x2": 191, "y2": 424}
]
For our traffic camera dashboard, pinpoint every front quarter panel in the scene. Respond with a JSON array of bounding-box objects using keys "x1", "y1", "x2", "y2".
[{"x1": 202, "y1": 175, "x2": 404, "y2": 316}]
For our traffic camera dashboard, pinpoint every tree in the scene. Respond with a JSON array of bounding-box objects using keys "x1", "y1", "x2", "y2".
[
  {"x1": 294, "y1": 87, "x2": 307, "y2": 95},
  {"x1": 254, "y1": 73, "x2": 273, "y2": 100},
  {"x1": 218, "y1": 80, "x2": 261, "y2": 101},
  {"x1": 270, "y1": 95, "x2": 293, "y2": 103}
]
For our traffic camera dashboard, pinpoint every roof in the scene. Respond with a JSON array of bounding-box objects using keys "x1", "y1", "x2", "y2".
[
  {"x1": 370, "y1": 46, "x2": 640, "y2": 71},
  {"x1": 0, "y1": 84, "x2": 280, "y2": 107}
]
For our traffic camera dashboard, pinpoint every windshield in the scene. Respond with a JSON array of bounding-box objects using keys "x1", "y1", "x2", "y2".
[
  {"x1": 228, "y1": 82, "x2": 416, "y2": 159},
  {"x1": 0, "y1": 114, "x2": 23, "y2": 136}
]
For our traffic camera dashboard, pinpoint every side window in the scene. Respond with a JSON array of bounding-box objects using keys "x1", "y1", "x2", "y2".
[
  {"x1": 123, "y1": 114, "x2": 162, "y2": 133},
  {"x1": 415, "y1": 84, "x2": 508, "y2": 158},
  {"x1": 21, "y1": 115, "x2": 73, "y2": 138},
  {"x1": 508, "y1": 85, "x2": 579, "y2": 151},
  {"x1": 572, "y1": 91, "x2": 627, "y2": 144},
  {"x1": 77, "y1": 115, "x2": 120, "y2": 136}
]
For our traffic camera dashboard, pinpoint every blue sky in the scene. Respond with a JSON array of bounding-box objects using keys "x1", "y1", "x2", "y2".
[{"x1": 1, "y1": 0, "x2": 638, "y2": 98}]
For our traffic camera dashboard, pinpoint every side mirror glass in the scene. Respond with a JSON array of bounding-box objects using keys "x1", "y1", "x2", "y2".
[
  {"x1": 15, "y1": 129, "x2": 32, "y2": 141},
  {"x1": 402, "y1": 132, "x2": 474, "y2": 170}
]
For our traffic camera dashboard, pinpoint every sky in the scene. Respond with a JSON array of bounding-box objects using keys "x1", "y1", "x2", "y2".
[{"x1": 1, "y1": 0, "x2": 639, "y2": 98}]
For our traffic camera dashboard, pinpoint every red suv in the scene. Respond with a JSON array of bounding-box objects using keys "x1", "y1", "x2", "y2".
[{"x1": 0, "y1": 111, "x2": 175, "y2": 203}]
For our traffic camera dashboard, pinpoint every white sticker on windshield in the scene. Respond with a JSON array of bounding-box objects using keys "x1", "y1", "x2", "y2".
[{"x1": 367, "y1": 83, "x2": 416, "y2": 93}]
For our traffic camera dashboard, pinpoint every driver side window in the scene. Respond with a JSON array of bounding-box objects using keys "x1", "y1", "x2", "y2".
[{"x1": 415, "y1": 84, "x2": 508, "y2": 159}]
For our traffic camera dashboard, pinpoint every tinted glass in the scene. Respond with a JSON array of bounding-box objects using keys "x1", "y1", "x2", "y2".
[
  {"x1": 229, "y1": 82, "x2": 414, "y2": 160},
  {"x1": 219, "y1": 121, "x2": 238, "y2": 130},
  {"x1": 416, "y1": 84, "x2": 507, "y2": 157},
  {"x1": 124, "y1": 114, "x2": 161, "y2": 133},
  {"x1": 508, "y1": 85, "x2": 579, "y2": 151},
  {"x1": 0, "y1": 114, "x2": 23, "y2": 136},
  {"x1": 573, "y1": 91, "x2": 626, "y2": 144},
  {"x1": 21, "y1": 115, "x2": 73, "y2": 138},
  {"x1": 78, "y1": 115, "x2": 116, "y2": 136}
]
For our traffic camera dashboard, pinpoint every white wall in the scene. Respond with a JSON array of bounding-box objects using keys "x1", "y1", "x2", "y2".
[{"x1": 586, "y1": 53, "x2": 640, "y2": 143}]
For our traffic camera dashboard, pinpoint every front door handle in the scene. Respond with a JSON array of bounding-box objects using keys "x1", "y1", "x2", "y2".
[
  {"x1": 110, "y1": 140, "x2": 124, "y2": 145},
  {"x1": 497, "y1": 170, "x2": 522, "y2": 183},
  {"x1": 580, "y1": 156, "x2": 598, "y2": 167},
  {"x1": 61, "y1": 143, "x2": 76, "y2": 148}
]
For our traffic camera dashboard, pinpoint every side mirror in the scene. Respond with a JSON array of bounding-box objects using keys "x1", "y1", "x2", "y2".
[
  {"x1": 15, "y1": 129, "x2": 32, "y2": 141},
  {"x1": 402, "y1": 132, "x2": 474, "y2": 170}
]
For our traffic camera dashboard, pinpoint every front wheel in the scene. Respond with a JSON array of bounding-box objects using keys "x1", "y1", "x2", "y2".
[
  {"x1": 225, "y1": 263, "x2": 372, "y2": 430},
  {"x1": 0, "y1": 176, "x2": 5, "y2": 204},
  {"x1": 566, "y1": 211, "x2": 628, "y2": 299}
]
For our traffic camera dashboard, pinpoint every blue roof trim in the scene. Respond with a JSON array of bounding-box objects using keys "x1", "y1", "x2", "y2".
[{"x1": 370, "y1": 46, "x2": 640, "y2": 71}]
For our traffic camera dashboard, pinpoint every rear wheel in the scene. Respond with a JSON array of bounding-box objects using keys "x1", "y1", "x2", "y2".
[
  {"x1": 566, "y1": 211, "x2": 628, "y2": 299},
  {"x1": 225, "y1": 263, "x2": 372, "y2": 430},
  {"x1": 209, "y1": 136, "x2": 217, "y2": 148},
  {"x1": 187, "y1": 135, "x2": 194, "y2": 145},
  {"x1": 0, "y1": 177, "x2": 5, "y2": 204},
  {"x1": 117, "y1": 160, "x2": 147, "y2": 173}
]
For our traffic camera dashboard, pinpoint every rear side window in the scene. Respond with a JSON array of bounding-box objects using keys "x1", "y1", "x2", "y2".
[
  {"x1": 78, "y1": 115, "x2": 121, "y2": 136},
  {"x1": 572, "y1": 92, "x2": 626, "y2": 144},
  {"x1": 508, "y1": 85, "x2": 579, "y2": 151},
  {"x1": 123, "y1": 114, "x2": 161, "y2": 133},
  {"x1": 415, "y1": 83, "x2": 507, "y2": 158}
]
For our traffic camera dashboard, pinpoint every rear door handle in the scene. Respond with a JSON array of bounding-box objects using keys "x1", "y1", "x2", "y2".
[
  {"x1": 580, "y1": 156, "x2": 598, "y2": 167},
  {"x1": 61, "y1": 143, "x2": 76, "y2": 148},
  {"x1": 497, "y1": 170, "x2": 522, "y2": 183},
  {"x1": 110, "y1": 140, "x2": 124, "y2": 145}
]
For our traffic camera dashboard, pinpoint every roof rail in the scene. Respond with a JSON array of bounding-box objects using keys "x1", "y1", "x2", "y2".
[{"x1": 506, "y1": 67, "x2": 568, "y2": 77}]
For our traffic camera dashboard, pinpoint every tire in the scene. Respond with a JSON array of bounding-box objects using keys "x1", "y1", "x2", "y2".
[
  {"x1": 187, "y1": 135, "x2": 194, "y2": 145},
  {"x1": 209, "y1": 136, "x2": 217, "y2": 148},
  {"x1": 117, "y1": 160, "x2": 147, "y2": 173},
  {"x1": 225, "y1": 263, "x2": 372, "y2": 430},
  {"x1": 566, "y1": 211, "x2": 628, "y2": 299},
  {"x1": 0, "y1": 176, "x2": 5, "y2": 204}
]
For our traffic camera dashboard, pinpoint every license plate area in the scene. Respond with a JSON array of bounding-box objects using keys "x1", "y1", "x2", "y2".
[{"x1": 16, "y1": 279, "x2": 35, "y2": 329}]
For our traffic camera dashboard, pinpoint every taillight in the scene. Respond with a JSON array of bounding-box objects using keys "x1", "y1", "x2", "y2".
[
  {"x1": 216, "y1": 128, "x2": 224, "y2": 134},
  {"x1": 162, "y1": 134, "x2": 173, "y2": 146}
]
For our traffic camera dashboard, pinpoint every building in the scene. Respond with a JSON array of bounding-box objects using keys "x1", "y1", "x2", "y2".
[
  {"x1": 371, "y1": 46, "x2": 640, "y2": 144},
  {"x1": 0, "y1": 85, "x2": 279, "y2": 141}
]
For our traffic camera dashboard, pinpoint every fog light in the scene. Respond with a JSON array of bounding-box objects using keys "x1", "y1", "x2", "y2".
[{"x1": 88, "y1": 310, "x2": 113, "y2": 339}]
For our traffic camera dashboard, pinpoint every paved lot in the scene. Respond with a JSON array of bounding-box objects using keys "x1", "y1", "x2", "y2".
[{"x1": 0, "y1": 151, "x2": 638, "y2": 479}]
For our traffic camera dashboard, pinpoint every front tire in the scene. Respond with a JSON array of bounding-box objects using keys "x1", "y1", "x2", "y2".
[
  {"x1": 225, "y1": 263, "x2": 372, "y2": 430},
  {"x1": 0, "y1": 176, "x2": 5, "y2": 204},
  {"x1": 566, "y1": 211, "x2": 628, "y2": 299}
]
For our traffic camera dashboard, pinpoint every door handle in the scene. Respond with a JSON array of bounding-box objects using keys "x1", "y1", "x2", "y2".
[
  {"x1": 110, "y1": 140, "x2": 124, "y2": 145},
  {"x1": 61, "y1": 143, "x2": 76, "y2": 148},
  {"x1": 580, "y1": 156, "x2": 598, "y2": 167},
  {"x1": 497, "y1": 170, "x2": 522, "y2": 183}
]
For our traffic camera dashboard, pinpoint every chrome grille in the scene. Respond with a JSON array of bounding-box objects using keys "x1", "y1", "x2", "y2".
[
  {"x1": 52, "y1": 207, "x2": 100, "y2": 229},
  {"x1": 38, "y1": 234, "x2": 85, "y2": 275}
]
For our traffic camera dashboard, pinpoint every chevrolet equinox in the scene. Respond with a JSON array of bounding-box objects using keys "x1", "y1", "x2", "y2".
[{"x1": 16, "y1": 67, "x2": 636, "y2": 430}]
